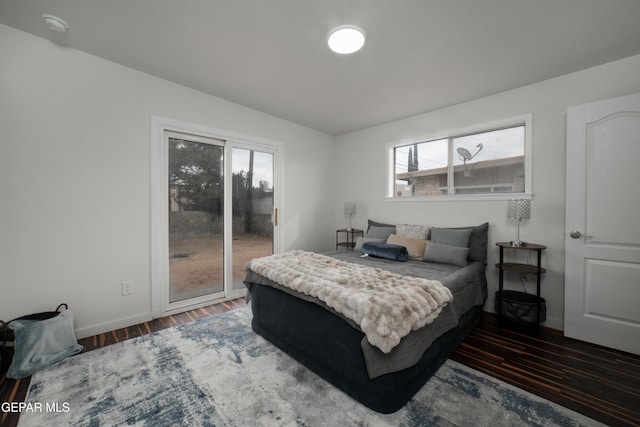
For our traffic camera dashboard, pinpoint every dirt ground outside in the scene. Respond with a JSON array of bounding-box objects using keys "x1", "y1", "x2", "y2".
[{"x1": 169, "y1": 233, "x2": 272, "y2": 302}]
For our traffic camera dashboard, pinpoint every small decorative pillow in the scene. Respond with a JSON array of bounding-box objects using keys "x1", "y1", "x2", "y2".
[
  {"x1": 361, "y1": 241, "x2": 409, "y2": 262},
  {"x1": 396, "y1": 224, "x2": 430, "y2": 240},
  {"x1": 423, "y1": 242, "x2": 470, "y2": 267},
  {"x1": 386, "y1": 233, "x2": 427, "y2": 260},
  {"x1": 431, "y1": 227, "x2": 472, "y2": 248},
  {"x1": 7, "y1": 309, "x2": 83, "y2": 379}
]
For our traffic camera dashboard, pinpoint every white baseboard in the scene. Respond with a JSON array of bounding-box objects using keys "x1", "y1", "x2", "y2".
[
  {"x1": 74, "y1": 312, "x2": 153, "y2": 340},
  {"x1": 541, "y1": 316, "x2": 563, "y2": 331}
]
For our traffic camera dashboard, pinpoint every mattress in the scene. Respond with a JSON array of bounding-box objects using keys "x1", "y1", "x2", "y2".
[{"x1": 244, "y1": 250, "x2": 487, "y2": 413}]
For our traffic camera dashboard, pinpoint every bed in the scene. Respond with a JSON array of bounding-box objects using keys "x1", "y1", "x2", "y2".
[{"x1": 243, "y1": 222, "x2": 488, "y2": 414}]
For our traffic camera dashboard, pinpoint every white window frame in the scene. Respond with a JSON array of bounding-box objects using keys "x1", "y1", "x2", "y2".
[{"x1": 386, "y1": 114, "x2": 533, "y2": 202}]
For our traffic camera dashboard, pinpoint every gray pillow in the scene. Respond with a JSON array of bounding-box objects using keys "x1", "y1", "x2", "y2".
[
  {"x1": 7, "y1": 309, "x2": 83, "y2": 379},
  {"x1": 354, "y1": 236, "x2": 384, "y2": 251},
  {"x1": 367, "y1": 219, "x2": 394, "y2": 231},
  {"x1": 447, "y1": 222, "x2": 489, "y2": 264},
  {"x1": 366, "y1": 225, "x2": 396, "y2": 240},
  {"x1": 431, "y1": 227, "x2": 472, "y2": 248},
  {"x1": 423, "y1": 242, "x2": 470, "y2": 267}
]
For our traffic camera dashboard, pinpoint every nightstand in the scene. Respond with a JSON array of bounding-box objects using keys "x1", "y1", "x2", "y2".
[
  {"x1": 336, "y1": 228, "x2": 363, "y2": 250},
  {"x1": 495, "y1": 242, "x2": 547, "y2": 326}
]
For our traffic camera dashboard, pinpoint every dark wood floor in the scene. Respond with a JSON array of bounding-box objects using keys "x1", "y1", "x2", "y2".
[
  {"x1": 450, "y1": 315, "x2": 640, "y2": 427},
  {"x1": 2, "y1": 298, "x2": 638, "y2": 427}
]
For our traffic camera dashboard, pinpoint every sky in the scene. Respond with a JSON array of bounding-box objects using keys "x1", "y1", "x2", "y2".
[
  {"x1": 395, "y1": 126, "x2": 524, "y2": 173},
  {"x1": 233, "y1": 148, "x2": 273, "y2": 190}
]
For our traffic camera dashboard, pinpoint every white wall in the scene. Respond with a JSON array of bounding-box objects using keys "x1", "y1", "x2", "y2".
[
  {"x1": 0, "y1": 24, "x2": 335, "y2": 337},
  {"x1": 334, "y1": 54, "x2": 640, "y2": 330},
  {"x1": 4, "y1": 21, "x2": 640, "y2": 336}
]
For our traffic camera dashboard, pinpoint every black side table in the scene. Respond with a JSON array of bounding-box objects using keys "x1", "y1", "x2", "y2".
[
  {"x1": 336, "y1": 228, "x2": 363, "y2": 250},
  {"x1": 495, "y1": 242, "x2": 546, "y2": 326}
]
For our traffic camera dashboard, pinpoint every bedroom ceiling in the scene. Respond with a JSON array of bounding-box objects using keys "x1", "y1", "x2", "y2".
[{"x1": 2, "y1": 0, "x2": 640, "y2": 136}]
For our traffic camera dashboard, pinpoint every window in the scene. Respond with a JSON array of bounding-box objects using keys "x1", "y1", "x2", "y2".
[{"x1": 388, "y1": 115, "x2": 531, "y2": 199}]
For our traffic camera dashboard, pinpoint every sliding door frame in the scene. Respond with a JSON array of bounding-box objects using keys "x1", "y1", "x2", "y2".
[
  {"x1": 151, "y1": 116, "x2": 282, "y2": 318},
  {"x1": 225, "y1": 140, "x2": 280, "y2": 298}
]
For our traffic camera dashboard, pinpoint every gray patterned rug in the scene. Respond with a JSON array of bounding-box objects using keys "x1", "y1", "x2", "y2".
[{"x1": 19, "y1": 307, "x2": 603, "y2": 426}]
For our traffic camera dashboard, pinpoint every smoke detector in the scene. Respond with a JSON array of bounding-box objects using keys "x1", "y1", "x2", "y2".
[{"x1": 42, "y1": 14, "x2": 70, "y2": 33}]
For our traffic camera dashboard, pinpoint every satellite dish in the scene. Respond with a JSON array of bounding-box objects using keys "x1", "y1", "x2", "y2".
[
  {"x1": 456, "y1": 147, "x2": 473, "y2": 160},
  {"x1": 456, "y1": 144, "x2": 484, "y2": 176}
]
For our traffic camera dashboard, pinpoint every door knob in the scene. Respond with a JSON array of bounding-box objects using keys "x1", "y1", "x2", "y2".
[{"x1": 569, "y1": 231, "x2": 593, "y2": 239}]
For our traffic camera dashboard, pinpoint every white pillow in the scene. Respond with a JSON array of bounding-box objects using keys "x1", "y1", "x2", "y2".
[{"x1": 396, "y1": 224, "x2": 430, "y2": 240}]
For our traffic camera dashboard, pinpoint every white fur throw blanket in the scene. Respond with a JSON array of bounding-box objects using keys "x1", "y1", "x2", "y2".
[{"x1": 248, "y1": 250, "x2": 453, "y2": 353}]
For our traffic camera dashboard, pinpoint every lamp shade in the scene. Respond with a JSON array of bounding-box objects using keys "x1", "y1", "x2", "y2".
[
  {"x1": 507, "y1": 199, "x2": 531, "y2": 220},
  {"x1": 344, "y1": 202, "x2": 356, "y2": 217}
]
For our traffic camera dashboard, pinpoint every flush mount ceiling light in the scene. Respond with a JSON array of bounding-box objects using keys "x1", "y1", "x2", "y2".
[
  {"x1": 328, "y1": 26, "x2": 365, "y2": 54},
  {"x1": 42, "y1": 14, "x2": 70, "y2": 32}
]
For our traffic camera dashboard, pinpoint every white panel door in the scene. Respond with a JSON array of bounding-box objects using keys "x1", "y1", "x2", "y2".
[{"x1": 565, "y1": 93, "x2": 640, "y2": 355}]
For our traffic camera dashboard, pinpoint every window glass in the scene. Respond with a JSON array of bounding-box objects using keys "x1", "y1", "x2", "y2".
[
  {"x1": 168, "y1": 137, "x2": 224, "y2": 303},
  {"x1": 453, "y1": 126, "x2": 525, "y2": 194},
  {"x1": 391, "y1": 120, "x2": 527, "y2": 198},
  {"x1": 394, "y1": 139, "x2": 448, "y2": 197}
]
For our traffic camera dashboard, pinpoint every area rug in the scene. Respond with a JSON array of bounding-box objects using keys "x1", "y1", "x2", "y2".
[{"x1": 18, "y1": 307, "x2": 603, "y2": 426}]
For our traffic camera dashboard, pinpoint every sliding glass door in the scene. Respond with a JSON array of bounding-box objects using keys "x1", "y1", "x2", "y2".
[
  {"x1": 153, "y1": 126, "x2": 279, "y2": 316},
  {"x1": 167, "y1": 133, "x2": 225, "y2": 303},
  {"x1": 231, "y1": 147, "x2": 274, "y2": 292}
]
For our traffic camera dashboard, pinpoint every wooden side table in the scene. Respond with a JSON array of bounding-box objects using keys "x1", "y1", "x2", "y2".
[
  {"x1": 336, "y1": 228, "x2": 363, "y2": 250},
  {"x1": 495, "y1": 242, "x2": 546, "y2": 326}
]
